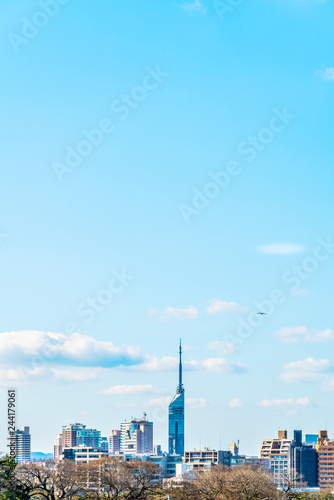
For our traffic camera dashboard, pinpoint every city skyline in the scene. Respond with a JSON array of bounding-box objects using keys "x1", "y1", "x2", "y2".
[{"x1": 1, "y1": 0, "x2": 334, "y2": 456}]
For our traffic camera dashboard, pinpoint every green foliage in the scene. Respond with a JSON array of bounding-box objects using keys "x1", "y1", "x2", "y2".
[{"x1": 0, "y1": 455, "x2": 30, "y2": 500}]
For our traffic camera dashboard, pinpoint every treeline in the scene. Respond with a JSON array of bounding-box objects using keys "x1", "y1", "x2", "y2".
[{"x1": 1, "y1": 455, "x2": 334, "y2": 500}]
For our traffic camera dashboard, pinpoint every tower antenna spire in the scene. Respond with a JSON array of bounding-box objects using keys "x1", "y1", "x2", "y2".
[{"x1": 178, "y1": 339, "x2": 184, "y2": 393}]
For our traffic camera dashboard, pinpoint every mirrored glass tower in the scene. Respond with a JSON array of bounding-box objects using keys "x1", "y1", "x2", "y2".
[{"x1": 168, "y1": 340, "x2": 185, "y2": 455}]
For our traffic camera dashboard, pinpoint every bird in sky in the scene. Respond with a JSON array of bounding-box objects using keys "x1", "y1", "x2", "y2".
[{"x1": 256, "y1": 312, "x2": 268, "y2": 315}]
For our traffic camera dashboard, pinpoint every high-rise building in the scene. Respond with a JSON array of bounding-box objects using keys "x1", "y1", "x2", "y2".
[
  {"x1": 168, "y1": 340, "x2": 185, "y2": 456},
  {"x1": 14, "y1": 426, "x2": 31, "y2": 463},
  {"x1": 120, "y1": 414, "x2": 153, "y2": 454},
  {"x1": 53, "y1": 433, "x2": 63, "y2": 462},
  {"x1": 62, "y1": 423, "x2": 83, "y2": 448},
  {"x1": 108, "y1": 430, "x2": 121, "y2": 454},
  {"x1": 62, "y1": 423, "x2": 101, "y2": 449},
  {"x1": 304, "y1": 434, "x2": 318, "y2": 447},
  {"x1": 317, "y1": 430, "x2": 334, "y2": 490},
  {"x1": 289, "y1": 430, "x2": 317, "y2": 487},
  {"x1": 260, "y1": 430, "x2": 292, "y2": 481},
  {"x1": 76, "y1": 427, "x2": 101, "y2": 447}
]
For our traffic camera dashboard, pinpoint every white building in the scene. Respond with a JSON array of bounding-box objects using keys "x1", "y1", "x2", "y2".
[
  {"x1": 120, "y1": 414, "x2": 153, "y2": 454},
  {"x1": 53, "y1": 433, "x2": 62, "y2": 462}
]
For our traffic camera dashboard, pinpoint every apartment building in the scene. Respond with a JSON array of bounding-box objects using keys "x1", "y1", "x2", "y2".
[
  {"x1": 120, "y1": 415, "x2": 153, "y2": 454},
  {"x1": 14, "y1": 426, "x2": 31, "y2": 463},
  {"x1": 260, "y1": 430, "x2": 292, "y2": 481},
  {"x1": 317, "y1": 430, "x2": 334, "y2": 491},
  {"x1": 184, "y1": 449, "x2": 232, "y2": 471}
]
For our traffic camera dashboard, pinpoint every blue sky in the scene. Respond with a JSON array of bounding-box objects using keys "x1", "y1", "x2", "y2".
[{"x1": 0, "y1": 0, "x2": 334, "y2": 455}]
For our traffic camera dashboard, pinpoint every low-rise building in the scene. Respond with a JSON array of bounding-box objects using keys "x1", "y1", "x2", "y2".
[
  {"x1": 61, "y1": 446, "x2": 108, "y2": 464},
  {"x1": 184, "y1": 449, "x2": 232, "y2": 471},
  {"x1": 245, "y1": 457, "x2": 270, "y2": 469}
]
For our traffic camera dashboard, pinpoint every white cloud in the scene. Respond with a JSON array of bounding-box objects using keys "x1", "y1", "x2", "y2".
[
  {"x1": 207, "y1": 299, "x2": 248, "y2": 315},
  {"x1": 275, "y1": 326, "x2": 334, "y2": 344},
  {"x1": 257, "y1": 243, "x2": 305, "y2": 255},
  {"x1": 186, "y1": 397, "x2": 208, "y2": 409},
  {"x1": 133, "y1": 356, "x2": 246, "y2": 374},
  {"x1": 181, "y1": 0, "x2": 207, "y2": 14},
  {"x1": 0, "y1": 366, "x2": 46, "y2": 386},
  {"x1": 0, "y1": 331, "x2": 142, "y2": 368},
  {"x1": 280, "y1": 357, "x2": 331, "y2": 383},
  {"x1": 322, "y1": 377, "x2": 334, "y2": 391},
  {"x1": 51, "y1": 368, "x2": 101, "y2": 382},
  {"x1": 148, "y1": 306, "x2": 199, "y2": 321},
  {"x1": 228, "y1": 398, "x2": 243, "y2": 408},
  {"x1": 286, "y1": 410, "x2": 297, "y2": 416},
  {"x1": 132, "y1": 356, "x2": 179, "y2": 372},
  {"x1": 99, "y1": 384, "x2": 162, "y2": 396},
  {"x1": 208, "y1": 341, "x2": 238, "y2": 355},
  {"x1": 0, "y1": 366, "x2": 102, "y2": 385},
  {"x1": 148, "y1": 396, "x2": 171, "y2": 407},
  {"x1": 258, "y1": 397, "x2": 311, "y2": 408},
  {"x1": 316, "y1": 68, "x2": 334, "y2": 80},
  {"x1": 200, "y1": 357, "x2": 246, "y2": 373}
]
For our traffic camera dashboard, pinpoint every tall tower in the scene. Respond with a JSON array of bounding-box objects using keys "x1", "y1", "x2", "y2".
[{"x1": 168, "y1": 340, "x2": 185, "y2": 455}]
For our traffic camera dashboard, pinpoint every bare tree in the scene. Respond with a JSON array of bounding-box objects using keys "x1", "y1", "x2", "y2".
[
  {"x1": 223, "y1": 465, "x2": 280, "y2": 500},
  {"x1": 81, "y1": 457, "x2": 163, "y2": 500},
  {"x1": 121, "y1": 460, "x2": 163, "y2": 500},
  {"x1": 16, "y1": 459, "x2": 84, "y2": 500},
  {"x1": 82, "y1": 457, "x2": 128, "y2": 499},
  {"x1": 191, "y1": 466, "x2": 229, "y2": 500},
  {"x1": 169, "y1": 464, "x2": 280, "y2": 500},
  {"x1": 275, "y1": 469, "x2": 310, "y2": 500}
]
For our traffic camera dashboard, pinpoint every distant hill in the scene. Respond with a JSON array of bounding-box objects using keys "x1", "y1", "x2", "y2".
[{"x1": 31, "y1": 452, "x2": 53, "y2": 461}]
